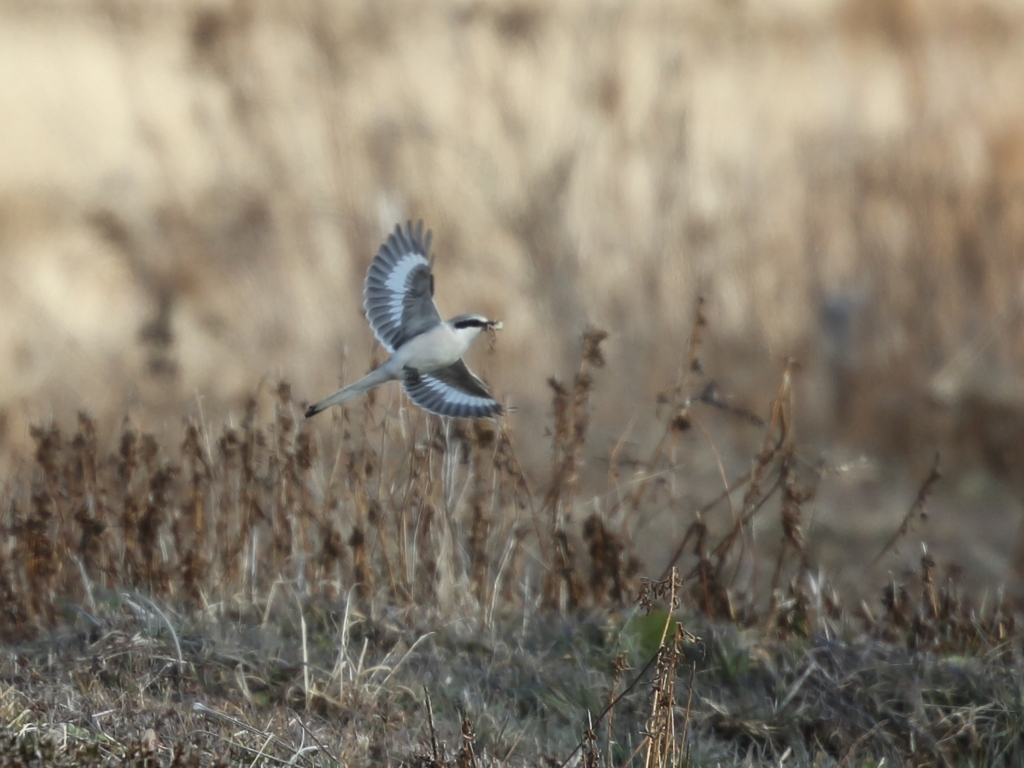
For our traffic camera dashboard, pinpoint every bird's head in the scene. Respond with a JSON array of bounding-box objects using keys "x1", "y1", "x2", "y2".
[{"x1": 449, "y1": 313, "x2": 503, "y2": 342}]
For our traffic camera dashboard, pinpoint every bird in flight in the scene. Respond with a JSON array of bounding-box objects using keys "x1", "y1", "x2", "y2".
[{"x1": 305, "y1": 221, "x2": 503, "y2": 419}]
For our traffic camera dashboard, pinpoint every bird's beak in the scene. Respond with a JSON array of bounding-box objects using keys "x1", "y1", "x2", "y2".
[{"x1": 488, "y1": 320, "x2": 503, "y2": 330}]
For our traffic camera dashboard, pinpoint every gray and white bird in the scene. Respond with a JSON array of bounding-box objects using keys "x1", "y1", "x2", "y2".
[{"x1": 305, "y1": 221, "x2": 503, "y2": 420}]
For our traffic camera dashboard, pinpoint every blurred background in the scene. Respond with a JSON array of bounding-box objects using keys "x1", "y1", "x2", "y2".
[{"x1": 1, "y1": 0, "x2": 1023, "y2": 591}]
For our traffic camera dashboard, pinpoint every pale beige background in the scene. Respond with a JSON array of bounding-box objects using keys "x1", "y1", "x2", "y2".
[{"x1": 1, "y1": 0, "x2": 1023, "y2": 588}]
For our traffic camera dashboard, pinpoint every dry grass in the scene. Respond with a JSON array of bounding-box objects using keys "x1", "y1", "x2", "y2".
[
  {"x1": 1, "y1": 321, "x2": 1023, "y2": 766},
  {"x1": 3, "y1": 1, "x2": 1024, "y2": 765}
]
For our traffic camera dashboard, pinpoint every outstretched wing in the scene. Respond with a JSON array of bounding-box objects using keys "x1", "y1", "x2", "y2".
[
  {"x1": 402, "y1": 359, "x2": 502, "y2": 418},
  {"x1": 363, "y1": 221, "x2": 442, "y2": 352}
]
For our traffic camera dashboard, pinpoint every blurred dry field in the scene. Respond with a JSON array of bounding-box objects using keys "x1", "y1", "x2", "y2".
[
  {"x1": 0, "y1": 0, "x2": 1021, "y2": 432},
  {"x1": 1, "y1": 0, "x2": 1023, "y2": 587},
  {"x1": 2, "y1": 0, "x2": 1024, "y2": 763}
]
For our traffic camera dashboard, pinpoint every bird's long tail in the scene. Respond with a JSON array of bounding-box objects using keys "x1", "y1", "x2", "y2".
[{"x1": 305, "y1": 365, "x2": 395, "y2": 418}]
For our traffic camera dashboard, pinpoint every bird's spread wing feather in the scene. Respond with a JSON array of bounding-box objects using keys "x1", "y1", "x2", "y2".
[
  {"x1": 363, "y1": 221, "x2": 442, "y2": 352},
  {"x1": 402, "y1": 359, "x2": 502, "y2": 418}
]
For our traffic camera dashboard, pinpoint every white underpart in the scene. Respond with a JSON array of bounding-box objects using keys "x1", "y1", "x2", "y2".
[{"x1": 390, "y1": 323, "x2": 475, "y2": 372}]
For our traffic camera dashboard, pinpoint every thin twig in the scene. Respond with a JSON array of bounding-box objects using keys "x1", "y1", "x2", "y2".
[{"x1": 872, "y1": 452, "x2": 941, "y2": 564}]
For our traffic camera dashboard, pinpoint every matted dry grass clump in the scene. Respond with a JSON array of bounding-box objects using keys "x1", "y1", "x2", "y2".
[{"x1": 1, "y1": 320, "x2": 1023, "y2": 767}]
